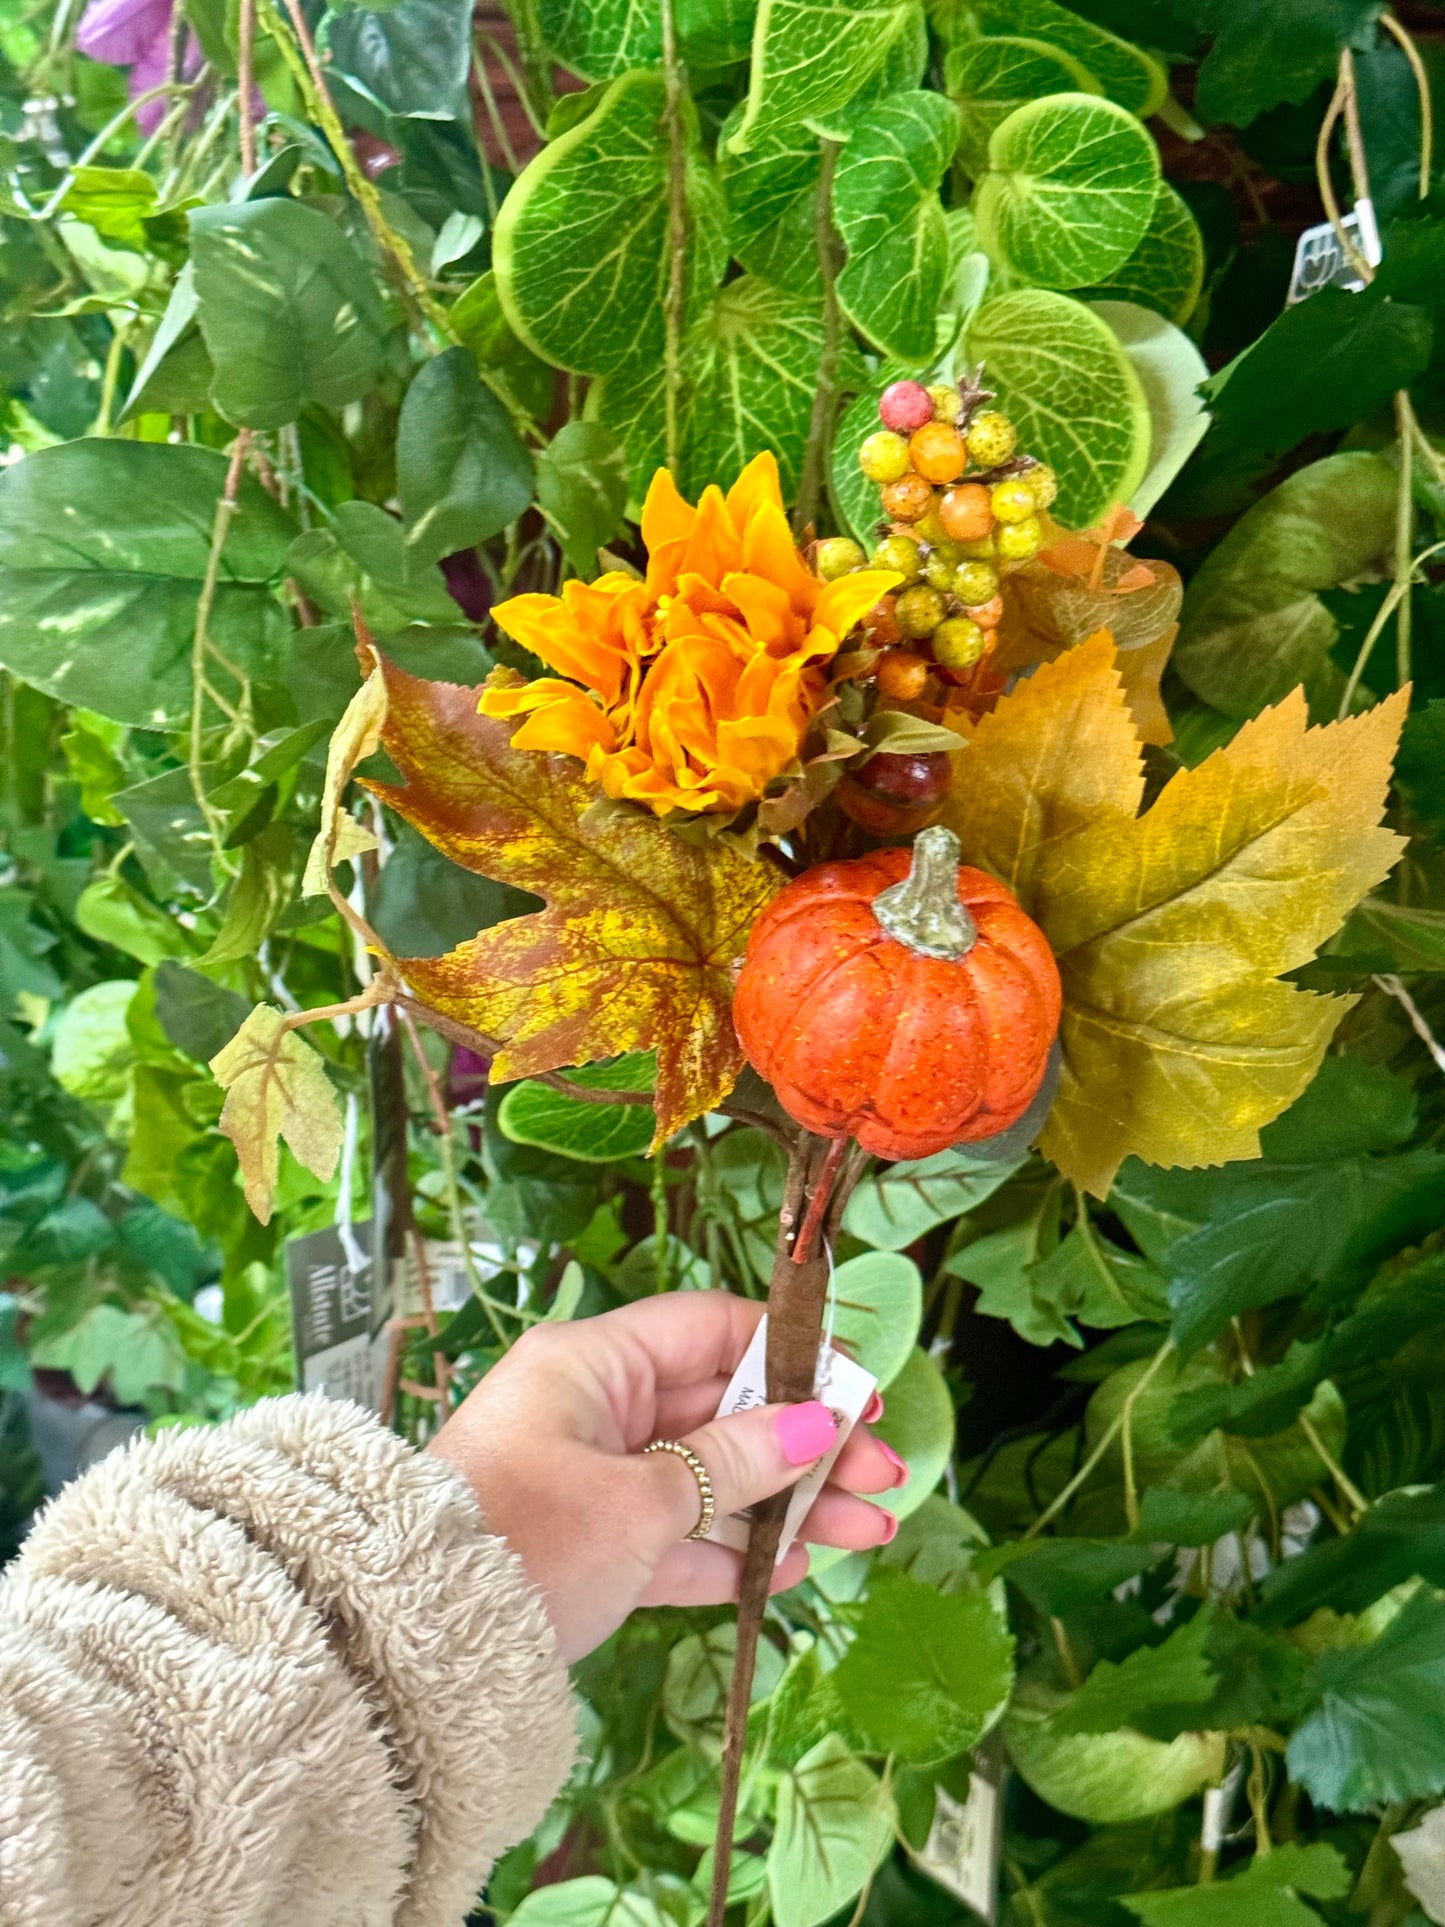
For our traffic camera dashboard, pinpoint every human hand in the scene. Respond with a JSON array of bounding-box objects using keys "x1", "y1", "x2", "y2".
[{"x1": 428, "y1": 1292, "x2": 907, "y2": 1662}]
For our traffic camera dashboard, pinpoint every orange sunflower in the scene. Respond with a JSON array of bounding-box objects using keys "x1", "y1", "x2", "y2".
[{"x1": 482, "y1": 453, "x2": 899, "y2": 815}]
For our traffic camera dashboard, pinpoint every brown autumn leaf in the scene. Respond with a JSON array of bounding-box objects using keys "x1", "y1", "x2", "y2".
[
  {"x1": 359, "y1": 648, "x2": 784, "y2": 1144},
  {"x1": 210, "y1": 1005, "x2": 344, "y2": 1223},
  {"x1": 996, "y1": 539, "x2": 1184, "y2": 747},
  {"x1": 942, "y1": 634, "x2": 1407, "y2": 1195}
]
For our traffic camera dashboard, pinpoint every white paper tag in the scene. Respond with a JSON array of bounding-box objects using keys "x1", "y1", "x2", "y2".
[
  {"x1": 918, "y1": 1751, "x2": 1006, "y2": 1923},
  {"x1": 1287, "y1": 198, "x2": 1382, "y2": 303},
  {"x1": 703, "y1": 1315, "x2": 878, "y2": 1562}
]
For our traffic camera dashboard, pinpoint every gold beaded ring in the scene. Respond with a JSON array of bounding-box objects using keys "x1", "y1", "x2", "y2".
[{"x1": 643, "y1": 1439, "x2": 716, "y2": 1541}]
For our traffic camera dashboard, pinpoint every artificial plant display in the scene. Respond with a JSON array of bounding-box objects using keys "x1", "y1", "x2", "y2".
[{"x1": 2, "y1": 1, "x2": 1445, "y2": 1925}]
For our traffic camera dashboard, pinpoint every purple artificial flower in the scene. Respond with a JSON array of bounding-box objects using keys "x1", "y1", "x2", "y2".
[{"x1": 76, "y1": 0, "x2": 199, "y2": 133}]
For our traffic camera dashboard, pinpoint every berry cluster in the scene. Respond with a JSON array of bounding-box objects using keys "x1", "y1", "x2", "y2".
[{"x1": 817, "y1": 374, "x2": 1056, "y2": 702}]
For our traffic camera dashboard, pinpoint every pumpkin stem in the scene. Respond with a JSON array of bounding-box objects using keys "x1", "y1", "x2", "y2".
[{"x1": 873, "y1": 824, "x2": 977, "y2": 958}]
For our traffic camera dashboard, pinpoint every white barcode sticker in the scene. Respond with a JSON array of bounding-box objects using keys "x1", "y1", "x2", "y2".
[
  {"x1": 918, "y1": 1749, "x2": 1006, "y2": 1923},
  {"x1": 703, "y1": 1316, "x2": 878, "y2": 1562}
]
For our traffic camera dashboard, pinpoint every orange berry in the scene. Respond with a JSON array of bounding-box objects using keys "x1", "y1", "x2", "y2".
[
  {"x1": 875, "y1": 650, "x2": 932, "y2": 701},
  {"x1": 965, "y1": 593, "x2": 1005, "y2": 629},
  {"x1": 880, "y1": 472, "x2": 933, "y2": 522},
  {"x1": 938, "y1": 483, "x2": 994, "y2": 542},
  {"x1": 864, "y1": 595, "x2": 902, "y2": 647},
  {"x1": 908, "y1": 421, "x2": 967, "y2": 484}
]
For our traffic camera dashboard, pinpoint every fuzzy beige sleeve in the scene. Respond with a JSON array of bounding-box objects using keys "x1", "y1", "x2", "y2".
[{"x1": 0, "y1": 1394, "x2": 576, "y2": 1927}]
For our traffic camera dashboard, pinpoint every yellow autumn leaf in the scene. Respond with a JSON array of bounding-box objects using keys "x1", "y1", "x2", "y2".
[
  {"x1": 210, "y1": 1005, "x2": 344, "y2": 1223},
  {"x1": 303, "y1": 661, "x2": 386, "y2": 896},
  {"x1": 942, "y1": 634, "x2": 1407, "y2": 1195}
]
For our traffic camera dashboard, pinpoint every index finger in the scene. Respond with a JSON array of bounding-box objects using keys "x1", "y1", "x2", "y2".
[{"x1": 575, "y1": 1290, "x2": 766, "y2": 1391}]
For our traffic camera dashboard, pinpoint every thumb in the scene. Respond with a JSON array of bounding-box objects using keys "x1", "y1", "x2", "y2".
[{"x1": 642, "y1": 1400, "x2": 840, "y2": 1546}]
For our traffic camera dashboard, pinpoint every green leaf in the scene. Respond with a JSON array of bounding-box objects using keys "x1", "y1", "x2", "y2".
[
  {"x1": 30, "y1": 1303, "x2": 189, "y2": 1408},
  {"x1": 832, "y1": 1568, "x2": 1014, "y2": 1762},
  {"x1": 535, "y1": 0, "x2": 661, "y2": 80},
  {"x1": 828, "y1": 1250, "x2": 922, "y2": 1390},
  {"x1": 113, "y1": 765, "x2": 216, "y2": 894},
  {"x1": 871, "y1": 1346, "x2": 955, "y2": 1523},
  {"x1": 1177, "y1": 293, "x2": 1430, "y2": 517},
  {"x1": 451, "y1": 270, "x2": 556, "y2": 423},
  {"x1": 726, "y1": 0, "x2": 915, "y2": 153},
  {"x1": 189, "y1": 199, "x2": 387, "y2": 429},
  {"x1": 1004, "y1": 1678, "x2": 1226, "y2": 1824},
  {"x1": 152, "y1": 961, "x2": 250, "y2": 1064},
  {"x1": 975, "y1": 94, "x2": 1160, "y2": 291},
  {"x1": 663, "y1": 1620, "x2": 786, "y2": 1753},
  {"x1": 1020, "y1": 1213, "x2": 1171, "y2": 1339},
  {"x1": 677, "y1": 0, "x2": 757, "y2": 67},
  {"x1": 1135, "y1": 1487, "x2": 1253, "y2": 1547},
  {"x1": 509, "y1": 1877, "x2": 673, "y2": 1927},
  {"x1": 1289, "y1": 1590, "x2": 1445, "y2": 1811},
  {"x1": 498, "y1": 1055, "x2": 657, "y2": 1163},
  {"x1": 74, "y1": 875, "x2": 193, "y2": 968},
  {"x1": 1123, "y1": 1843, "x2": 1351, "y2": 1927},
  {"x1": 0, "y1": 440, "x2": 294, "y2": 729},
  {"x1": 947, "y1": 36, "x2": 1099, "y2": 179},
  {"x1": 325, "y1": 0, "x2": 474, "y2": 122},
  {"x1": 977, "y1": 1535, "x2": 1162, "y2": 1614},
  {"x1": 591, "y1": 276, "x2": 855, "y2": 508},
  {"x1": 965, "y1": 289, "x2": 1150, "y2": 528},
  {"x1": 52, "y1": 980, "x2": 136, "y2": 1105},
  {"x1": 286, "y1": 501, "x2": 462, "y2": 633},
  {"x1": 964, "y1": 0, "x2": 1166, "y2": 118},
  {"x1": 1090, "y1": 300, "x2": 1209, "y2": 518},
  {"x1": 1190, "y1": 0, "x2": 1383, "y2": 128},
  {"x1": 200, "y1": 822, "x2": 298, "y2": 965},
  {"x1": 536, "y1": 421, "x2": 628, "y2": 576},
  {"x1": 494, "y1": 71, "x2": 727, "y2": 378},
  {"x1": 122, "y1": 264, "x2": 216, "y2": 420},
  {"x1": 1397, "y1": 700, "x2": 1445, "y2": 839},
  {"x1": 1083, "y1": 183, "x2": 1206, "y2": 325},
  {"x1": 844, "y1": 1145, "x2": 1021, "y2": 1250},
  {"x1": 397, "y1": 346, "x2": 534, "y2": 574},
  {"x1": 1053, "y1": 1609, "x2": 1218, "y2": 1739},
  {"x1": 1256, "y1": 1482, "x2": 1445, "y2": 1627},
  {"x1": 769, "y1": 1734, "x2": 894, "y2": 1927},
  {"x1": 831, "y1": 92, "x2": 958, "y2": 363},
  {"x1": 1174, "y1": 453, "x2": 1400, "y2": 720},
  {"x1": 717, "y1": 111, "x2": 822, "y2": 298},
  {"x1": 369, "y1": 819, "x2": 537, "y2": 958}
]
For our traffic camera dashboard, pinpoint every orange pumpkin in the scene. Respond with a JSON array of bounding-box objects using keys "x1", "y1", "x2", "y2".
[{"x1": 734, "y1": 826, "x2": 1061, "y2": 1159}]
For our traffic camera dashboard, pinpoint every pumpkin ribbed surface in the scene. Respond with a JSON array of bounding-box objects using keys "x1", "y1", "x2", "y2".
[{"x1": 733, "y1": 846, "x2": 1061, "y2": 1159}]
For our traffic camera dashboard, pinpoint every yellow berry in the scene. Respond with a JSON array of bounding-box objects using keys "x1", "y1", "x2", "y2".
[
  {"x1": 996, "y1": 514, "x2": 1044, "y2": 560},
  {"x1": 872, "y1": 534, "x2": 923, "y2": 582},
  {"x1": 815, "y1": 536, "x2": 866, "y2": 580},
  {"x1": 933, "y1": 617, "x2": 987, "y2": 670},
  {"x1": 967, "y1": 410, "x2": 1017, "y2": 467},
  {"x1": 953, "y1": 559, "x2": 999, "y2": 604},
  {"x1": 1026, "y1": 463, "x2": 1059, "y2": 510},
  {"x1": 991, "y1": 479, "x2": 1037, "y2": 525},
  {"x1": 895, "y1": 584, "x2": 947, "y2": 639},
  {"x1": 927, "y1": 383, "x2": 963, "y2": 424},
  {"x1": 913, "y1": 505, "x2": 947, "y2": 545},
  {"x1": 859, "y1": 430, "x2": 911, "y2": 483},
  {"x1": 957, "y1": 531, "x2": 997, "y2": 559}
]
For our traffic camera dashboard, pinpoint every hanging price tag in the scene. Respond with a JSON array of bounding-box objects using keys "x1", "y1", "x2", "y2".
[
  {"x1": 917, "y1": 1741, "x2": 1006, "y2": 1923},
  {"x1": 1287, "y1": 199, "x2": 1382, "y2": 303},
  {"x1": 703, "y1": 1315, "x2": 878, "y2": 1563},
  {"x1": 286, "y1": 1223, "x2": 386, "y2": 1410}
]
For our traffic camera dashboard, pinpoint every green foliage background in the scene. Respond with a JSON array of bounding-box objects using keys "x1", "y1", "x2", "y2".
[{"x1": 1, "y1": 0, "x2": 1445, "y2": 1923}]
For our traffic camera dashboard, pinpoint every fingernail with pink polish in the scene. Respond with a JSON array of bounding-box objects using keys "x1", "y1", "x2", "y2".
[
  {"x1": 775, "y1": 1401, "x2": 838, "y2": 1465},
  {"x1": 878, "y1": 1441, "x2": 910, "y2": 1488},
  {"x1": 877, "y1": 1509, "x2": 899, "y2": 1544},
  {"x1": 862, "y1": 1390, "x2": 885, "y2": 1424}
]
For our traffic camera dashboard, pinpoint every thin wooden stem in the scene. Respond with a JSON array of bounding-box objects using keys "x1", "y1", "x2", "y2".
[
  {"x1": 793, "y1": 138, "x2": 843, "y2": 537},
  {"x1": 238, "y1": 0, "x2": 258, "y2": 176},
  {"x1": 660, "y1": 0, "x2": 688, "y2": 475},
  {"x1": 1382, "y1": 11, "x2": 1434, "y2": 195},
  {"x1": 1395, "y1": 389, "x2": 1414, "y2": 687},
  {"x1": 1025, "y1": 1341, "x2": 1173, "y2": 1538},
  {"x1": 1315, "y1": 62, "x2": 1374, "y2": 285},
  {"x1": 189, "y1": 433, "x2": 252, "y2": 852}
]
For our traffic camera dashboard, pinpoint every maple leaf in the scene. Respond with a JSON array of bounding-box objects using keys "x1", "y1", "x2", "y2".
[
  {"x1": 210, "y1": 1005, "x2": 344, "y2": 1223},
  {"x1": 359, "y1": 649, "x2": 784, "y2": 1144},
  {"x1": 303, "y1": 651, "x2": 385, "y2": 895},
  {"x1": 998, "y1": 537, "x2": 1183, "y2": 747},
  {"x1": 942, "y1": 635, "x2": 1407, "y2": 1195}
]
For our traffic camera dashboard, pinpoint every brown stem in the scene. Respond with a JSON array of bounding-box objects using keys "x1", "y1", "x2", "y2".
[
  {"x1": 659, "y1": 0, "x2": 688, "y2": 474},
  {"x1": 708, "y1": 1131, "x2": 868, "y2": 1927},
  {"x1": 792, "y1": 1133, "x2": 848, "y2": 1265},
  {"x1": 793, "y1": 138, "x2": 843, "y2": 538}
]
